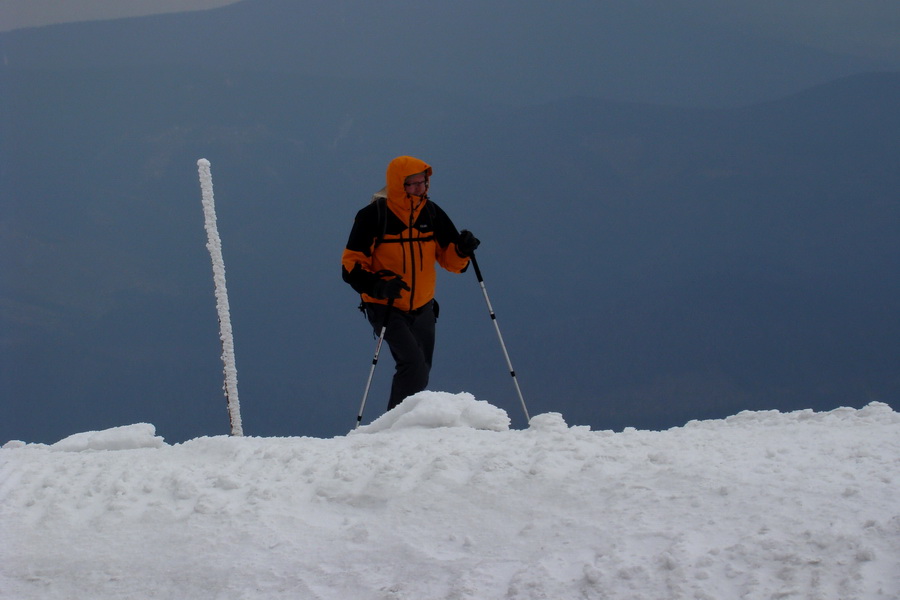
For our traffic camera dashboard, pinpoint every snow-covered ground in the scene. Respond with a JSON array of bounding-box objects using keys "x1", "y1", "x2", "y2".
[{"x1": 2, "y1": 392, "x2": 898, "y2": 599}]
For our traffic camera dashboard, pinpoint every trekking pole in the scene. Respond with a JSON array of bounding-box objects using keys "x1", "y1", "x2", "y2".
[
  {"x1": 470, "y1": 253, "x2": 530, "y2": 422},
  {"x1": 356, "y1": 298, "x2": 393, "y2": 428}
]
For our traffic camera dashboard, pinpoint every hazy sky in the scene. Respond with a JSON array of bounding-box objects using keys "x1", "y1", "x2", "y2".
[
  {"x1": 688, "y1": 0, "x2": 900, "y2": 60},
  {"x1": 0, "y1": 0, "x2": 240, "y2": 31},
  {"x1": 2, "y1": 0, "x2": 899, "y2": 61}
]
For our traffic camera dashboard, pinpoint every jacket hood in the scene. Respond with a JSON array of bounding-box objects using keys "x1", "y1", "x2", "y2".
[{"x1": 385, "y1": 155, "x2": 432, "y2": 217}]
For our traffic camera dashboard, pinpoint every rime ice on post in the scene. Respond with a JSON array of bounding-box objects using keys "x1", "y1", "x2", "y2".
[{"x1": 197, "y1": 158, "x2": 243, "y2": 436}]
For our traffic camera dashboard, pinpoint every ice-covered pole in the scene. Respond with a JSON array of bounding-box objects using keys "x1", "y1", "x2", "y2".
[{"x1": 197, "y1": 158, "x2": 243, "y2": 436}]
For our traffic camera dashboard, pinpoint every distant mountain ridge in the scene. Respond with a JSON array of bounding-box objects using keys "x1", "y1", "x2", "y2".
[
  {"x1": 2, "y1": 0, "x2": 897, "y2": 107},
  {"x1": 2, "y1": 53, "x2": 898, "y2": 444}
]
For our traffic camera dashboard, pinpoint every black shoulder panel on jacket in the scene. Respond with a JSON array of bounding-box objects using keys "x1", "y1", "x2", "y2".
[
  {"x1": 345, "y1": 203, "x2": 380, "y2": 256},
  {"x1": 428, "y1": 201, "x2": 462, "y2": 248}
]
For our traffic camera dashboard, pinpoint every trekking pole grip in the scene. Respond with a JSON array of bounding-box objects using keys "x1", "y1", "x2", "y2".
[{"x1": 470, "y1": 252, "x2": 485, "y2": 283}]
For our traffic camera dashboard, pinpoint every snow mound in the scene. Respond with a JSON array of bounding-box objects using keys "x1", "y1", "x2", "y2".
[
  {"x1": 2, "y1": 402, "x2": 899, "y2": 599},
  {"x1": 528, "y1": 411, "x2": 572, "y2": 432},
  {"x1": 50, "y1": 423, "x2": 167, "y2": 452},
  {"x1": 354, "y1": 391, "x2": 510, "y2": 433}
]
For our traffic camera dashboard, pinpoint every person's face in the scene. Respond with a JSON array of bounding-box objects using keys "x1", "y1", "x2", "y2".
[{"x1": 404, "y1": 172, "x2": 428, "y2": 197}]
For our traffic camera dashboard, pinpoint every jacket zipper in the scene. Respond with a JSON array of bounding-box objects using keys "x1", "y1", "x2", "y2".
[{"x1": 407, "y1": 210, "x2": 417, "y2": 310}]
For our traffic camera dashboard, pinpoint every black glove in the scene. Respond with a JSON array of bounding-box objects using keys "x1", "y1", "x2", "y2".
[
  {"x1": 371, "y1": 276, "x2": 409, "y2": 300},
  {"x1": 456, "y1": 229, "x2": 481, "y2": 257}
]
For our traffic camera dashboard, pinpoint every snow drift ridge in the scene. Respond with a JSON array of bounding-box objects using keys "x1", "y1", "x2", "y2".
[{"x1": 2, "y1": 393, "x2": 898, "y2": 599}]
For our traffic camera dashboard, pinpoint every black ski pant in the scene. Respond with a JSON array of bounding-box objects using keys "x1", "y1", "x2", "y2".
[{"x1": 365, "y1": 300, "x2": 436, "y2": 411}]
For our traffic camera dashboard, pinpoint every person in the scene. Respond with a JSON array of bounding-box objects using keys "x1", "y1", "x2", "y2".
[{"x1": 342, "y1": 155, "x2": 480, "y2": 412}]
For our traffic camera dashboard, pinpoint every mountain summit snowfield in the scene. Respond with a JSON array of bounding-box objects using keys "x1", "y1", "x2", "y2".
[{"x1": 2, "y1": 392, "x2": 898, "y2": 599}]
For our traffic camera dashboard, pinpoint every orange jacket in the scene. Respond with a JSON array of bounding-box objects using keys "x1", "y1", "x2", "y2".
[{"x1": 342, "y1": 156, "x2": 470, "y2": 312}]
